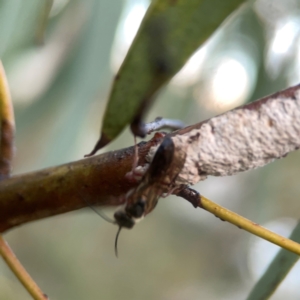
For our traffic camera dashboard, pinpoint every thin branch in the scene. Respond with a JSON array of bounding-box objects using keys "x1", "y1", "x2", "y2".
[
  {"x1": 0, "y1": 236, "x2": 48, "y2": 300},
  {"x1": 0, "y1": 61, "x2": 15, "y2": 179},
  {"x1": 0, "y1": 61, "x2": 47, "y2": 300},
  {"x1": 246, "y1": 221, "x2": 300, "y2": 300},
  {"x1": 200, "y1": 196, "x2": 300, "y2": 256},
  {"x1": 1, "y1": 84, "x2": 300, "y2": 260}
]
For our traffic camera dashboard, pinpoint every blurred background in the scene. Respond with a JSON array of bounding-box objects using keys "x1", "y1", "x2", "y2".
[{"x1": 1, "y1": 0, "x2": 300, "y2": 299}]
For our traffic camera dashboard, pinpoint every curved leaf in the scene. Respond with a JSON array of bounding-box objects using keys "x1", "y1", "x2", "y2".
[{"x1": 89, "y1": 0, "x2": 247, "y2": 154}]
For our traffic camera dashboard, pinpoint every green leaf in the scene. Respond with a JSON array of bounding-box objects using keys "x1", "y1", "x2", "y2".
[
  {"x1": 91, "y1": 0, "x2": 247, "y2": 153},
  {"x1": 246, "y1": 222, "x2": 300, "y2": 300}
]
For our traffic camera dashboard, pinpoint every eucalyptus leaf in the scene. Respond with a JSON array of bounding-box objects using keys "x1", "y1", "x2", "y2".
[{"x1": 89, "y1": 0, "x2": 247, "y2": 154}]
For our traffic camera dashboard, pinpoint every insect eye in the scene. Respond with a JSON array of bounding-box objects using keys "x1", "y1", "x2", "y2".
[
  {"x1": 126, "y1": 199, "x2": 145, "y2": 218},
  {"x1": 114, "y1": 210, "x2": 135, "y2": 229}
]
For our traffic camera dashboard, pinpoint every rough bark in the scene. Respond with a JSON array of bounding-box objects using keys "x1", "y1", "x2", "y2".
[{"x1": 1, "y1": 84, "x2": 300, "y2": 233}]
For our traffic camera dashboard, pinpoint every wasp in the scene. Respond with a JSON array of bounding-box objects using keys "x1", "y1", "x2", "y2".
[{"x1": 113, "y1": 135, "x2": 200, "y2": 255}]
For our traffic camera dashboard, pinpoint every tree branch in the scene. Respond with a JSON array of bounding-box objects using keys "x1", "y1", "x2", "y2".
[
  {"x1": 0, "y1": 137, "x2": 159, "y2": 233},
  {"x1": 1, "y1": 84, "x2": 300, "y2": 236}
]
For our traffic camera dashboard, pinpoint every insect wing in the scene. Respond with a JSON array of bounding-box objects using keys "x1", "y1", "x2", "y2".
[
  {"x1": 143, "y1": 186, "x2": 161, "y2": 215},
  {"x1": 146, "y1": 136, "x2": 175, "y2": 184}
]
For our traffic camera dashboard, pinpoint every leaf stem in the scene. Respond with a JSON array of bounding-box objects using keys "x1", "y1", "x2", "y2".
[{"x1": 200, "y1": 195, "x2": 300, "y2": 255}]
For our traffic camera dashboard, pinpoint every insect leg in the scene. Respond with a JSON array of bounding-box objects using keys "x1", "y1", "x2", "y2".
[
  {"x1": 125, "y1": 136, "x2": 143, "y2": 183},
  {"x1": 176, "y1": 187, "x2": 202, "y2": 208},
  {"x1": 114, "y1": 226, "x2": 122, "y2": 257}
]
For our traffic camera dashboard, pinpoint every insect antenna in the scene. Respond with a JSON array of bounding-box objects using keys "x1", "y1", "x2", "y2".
[
  {"x1": 86, "y1": 200, "x2": 115, "y2": 224},
  {"x1": 81, "y1": 192, "x2": 115, "y2": 224},
  {"x1": 114, "y1": 226, "x2": 122, "y2": 257}
]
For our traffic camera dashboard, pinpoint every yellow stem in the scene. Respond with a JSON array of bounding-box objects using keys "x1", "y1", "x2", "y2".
[
  {"x1": 0, "y1": 62, "x2": 47, "y2": 299},
  {"x1": 0, "y1": 235, "x2": 47, "y2": 299},
  {"x1": 200, "y1": 195, "x2": 300, "y2": 256},
  {"x1": 0, "y1": 61, "x2": 15, "y2": 179}
]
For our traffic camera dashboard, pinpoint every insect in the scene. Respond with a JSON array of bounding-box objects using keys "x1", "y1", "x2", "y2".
[
  {"x1": 113, "y1": 135, "x2": 200, "y2": 256},
  {"x1": 84, "y1": 118, "x2": 201, "y2": 256}
]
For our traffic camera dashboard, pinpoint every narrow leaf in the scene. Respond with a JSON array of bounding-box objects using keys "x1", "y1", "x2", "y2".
[{"x1": 88, "y1": 0, "x2": 247, "y2": 154}]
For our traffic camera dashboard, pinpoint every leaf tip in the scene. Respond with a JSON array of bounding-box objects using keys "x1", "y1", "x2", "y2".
[{"x1": 84, "y1": 133, "x2": 111, "y2": 157}]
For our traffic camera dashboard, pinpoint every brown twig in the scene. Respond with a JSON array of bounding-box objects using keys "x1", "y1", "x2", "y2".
[{"x1": 0, "y1": 135, "x2": 160, "y2": 233}]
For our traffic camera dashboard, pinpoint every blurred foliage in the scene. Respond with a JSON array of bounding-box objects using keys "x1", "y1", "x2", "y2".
[{"x1": 1, "y1": 0, "x2": 300, "y2": 299}]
